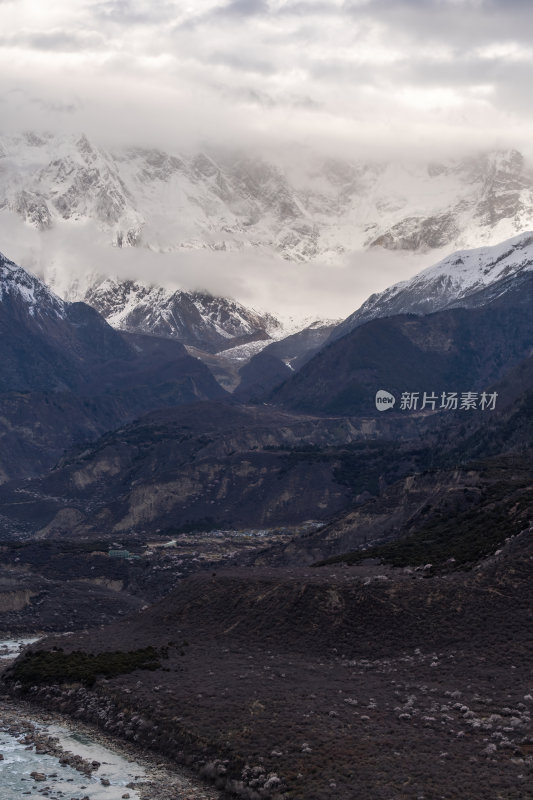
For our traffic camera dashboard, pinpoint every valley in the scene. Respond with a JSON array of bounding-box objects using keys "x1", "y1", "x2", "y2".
[
  {"x1": 0, "y1": 526, "x2": 303, "y2": 633},
  {"x1": 3, "y1": 527, "x2": 532, "y2": 800},
  {"x1": 5, "y1": 0, "x2": 533, "y2": 794},
  {"x1": 0, "y1": 228, "x2": 531, "y2": 799}
]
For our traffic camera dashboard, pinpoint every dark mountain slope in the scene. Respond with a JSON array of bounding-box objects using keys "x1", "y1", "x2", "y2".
[
  {"x1": 245, "y1": 345, "x2": 533, "y2": 568},
  {"x1": 235, "y1": 321, "x2": 337, "y2": 401},
  {"x1": 3, "y1": 338, "x2": 530, "y2": 542},
  {"x1": 251, "y1": 451, "x2": 532, "y2": 568},
  {"x1": 270, "y1": 273, "x2": 532, "y2": 416},
  {"x1": 235, "y1": 351, "x2": 293, "y2": 401},
  {"x1": 0, "y1": 251, "x2": 225, "y2": 398},
  {"x1": 0, "y1": 255, "x2": 131, "y2": 394},
  {"x1": 0, "y1": 252, "x2": 226, "y2": 481},
  {"x1": 0, "y1": 402, "x2": 429, "y2": 540}
]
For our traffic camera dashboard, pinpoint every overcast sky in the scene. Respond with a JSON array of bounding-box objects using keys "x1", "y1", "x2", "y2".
[
  {"x1": 2, "y1": 0, "x2": 532, "y2": 157},
  {"x1": 1, "y1": 0, "x2": 533, "y2": 320}
]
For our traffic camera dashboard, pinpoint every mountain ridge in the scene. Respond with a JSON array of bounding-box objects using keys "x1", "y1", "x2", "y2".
[
  {"x1": 4, "y1": 133, "x2": 533, "y2": 264},
  {"x1": 0, "y1": 251, "x2": 227, "y2": 481},
  {"x1": 331, "y1": 231, "x2": 533, "y2": 341},
  {"x1": 269, "y1": 269, "x2": 533, "y2": 416},
  {"x1": 80, "y1": 275, "x2": 281, "y2": 353}
]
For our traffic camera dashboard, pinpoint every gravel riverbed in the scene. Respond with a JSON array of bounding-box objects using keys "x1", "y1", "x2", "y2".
[
  {"x1": 0, "y1": 698, "x2": 222, "y2": 800},
  {"x1": 0, "y1": 636, "x2": 221, "y2": 800}
]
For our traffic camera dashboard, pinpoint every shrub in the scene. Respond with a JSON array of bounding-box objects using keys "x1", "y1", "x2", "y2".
[{"x1": 5, "y1": 646, "x2": 162, "y2": 687}]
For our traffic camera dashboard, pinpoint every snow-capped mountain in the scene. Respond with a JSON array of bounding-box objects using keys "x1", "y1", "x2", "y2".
[
  {"x1": 272, "y1": 270, "x2": 533, "y2": 416},
  {"x1": 0, "y1": 132, "x2": 141, "y2": 241},
  {"x1": 331, "y1": 231, "x2": 533, "y2": 341},
  {"x1": 4, "y1": 131, "x2": 533, "y2": 359},
  {"x1": 78, "y1": 276, "x2": 281, "y2": 353},
  {"x1": 0, "y1": 249, "x2": 134, "y2": 393},
  {"x1": 0, "y1": 249, "x2": 66, "y2": 319},
  {"x1": 3, "y1": 132, "x2": 533, "y2": 262},
  {"x1": 0, "y1": 250, "x2": 228, "y2": 400}
]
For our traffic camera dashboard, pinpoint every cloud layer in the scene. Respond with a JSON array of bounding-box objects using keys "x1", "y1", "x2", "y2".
[
  {"x1": 1, "y1": 1, "x2": 532, "y2": 321},
  {"x1": 2, "y1": 1, "x2": 533, "y2": 157},
  {"x1": 0, "y1": 211, "x2": 433, "y2": 323}
]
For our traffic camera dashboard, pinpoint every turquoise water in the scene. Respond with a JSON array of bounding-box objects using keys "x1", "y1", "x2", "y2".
[
  {"x1": 0, "y1": 725, "x2": 145, "y2": 799},
  {"x1": 1, "y1": 729, "x2": 97, "y2": 799},
  {"x1": 0, "y1": 638, "x2": 41, "y2": 660},
  {"x1": 0, "y1": 637, "x2": 145, "y2": 799}
]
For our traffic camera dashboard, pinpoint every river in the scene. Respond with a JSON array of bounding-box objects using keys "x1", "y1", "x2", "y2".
[{"x1": 0, "y1": 637, "x2": 220, "y2": 800}]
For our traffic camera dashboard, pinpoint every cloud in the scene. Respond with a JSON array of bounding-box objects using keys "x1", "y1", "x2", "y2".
[
  {"x1": 215, "y1": 0, "x2": 270, "y2": 18},
  {"x1": 178, "y1": 0, "x2": 270, "y2": 30},
  {"x1": 344, "y1": 0, "x2": 533, "y2": 50},
  {"x1": 207, "y1": 50, "x2": 276, "y2": 76},
  {"x1": 1, "y1": 0, "x2": 533, "y2": 161},
  {"x1": 0, "y1": 210, "x2": 434, "y2": 322},
  {"x1": 0, "y1": 29, "x2": 105, "y2": 52},
  {"x1": 89, "y1": 0, "x2": 178, "y2": 25},
  {"x1": 2, "y1": 0, "x2": 533, "y2": 296}
]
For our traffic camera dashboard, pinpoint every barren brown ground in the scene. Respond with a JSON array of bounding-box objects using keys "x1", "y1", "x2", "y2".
[{"x1": 5, "y1": 531, "x2": 533, "y2": 800}]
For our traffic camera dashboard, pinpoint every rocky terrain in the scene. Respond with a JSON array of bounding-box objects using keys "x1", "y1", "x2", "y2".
[
  {"x1": 0, "y1": 345, "x2": 530, "y2": 797},
  {"x1": 251, "y1": 350, "x2": 533, "y2": 567},
  {"x1": 0, "y1": 527, "x2": 300, "y2": 634},
  {"x1": 3, "y1": 525, "x2": 532, "y2": 800},
  {"x1": 0, "y1": 402, "x2": 419, "y2": 540},
  {"x1": 3, "y1": 134, "x2": 533, "y2": 262},
  {"x1": 0, "y1": 340, "x2": 530, "y2": 546},
  {"x1": 0, "y1": 220, "x2": 531, "y2": 800},
  {"x1": 0, "y1": 695, "x2": 222, "y2": 800},
  {"x1": 251, "y1": 451, "x2": 532, "y2": 568}
]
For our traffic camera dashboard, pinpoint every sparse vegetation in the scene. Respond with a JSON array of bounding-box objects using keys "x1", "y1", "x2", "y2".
[
  {"x1": 5, "y1": 533, "x2": 532, "y2": 800},
  {"x1": 315, "y1": 483, "x2": 532, "y2": 570}
]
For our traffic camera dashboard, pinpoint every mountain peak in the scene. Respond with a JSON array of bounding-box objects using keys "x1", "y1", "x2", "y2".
[
  {"x1": 0, "y1": 251, "x2": 65, "y2": 318},
  {"x1": 76, "y1": 274, "x2": 281, "y2": 353},
  {"x1": 5, "y1": 133, "x2": 533, "y2": 262},
  {"x1": 332, "y1": 231, "x2": 533, "y2": 341}
]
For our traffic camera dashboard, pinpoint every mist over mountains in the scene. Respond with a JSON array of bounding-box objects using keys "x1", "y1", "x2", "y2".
[
  {"x1": 2, "y1": 133, "x2": 532, "y2": 261},
  {"x1": 0, "y1": 230, "x2": 530, "y2": 539},
  {"x1": 4, "y1": 132, "x2": 533, "y2": 323},
  {"x1": 331, "y1": 230, "x2": 533, "y2": 340},
  {"x1": 0, "y1": 250, "x2": 226, "y2": 482},
  {"x1": 3, "y1": 1, "x2": 533, "y2": 796},
  {"x1": 0, "y1": 141, "x2": 532, "y2": 800},
  {"x1": 0, "y1": 220, "x2": 531, "y2": 485}
]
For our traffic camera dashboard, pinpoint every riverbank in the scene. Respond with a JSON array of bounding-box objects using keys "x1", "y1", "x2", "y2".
[
  {"x1": 0, "y1": 636, "x2": 223, "y2": 798},
  {"x1": 0, "y1": 635, "x2": 222, "y2": 800},
  {"x1": 0, "y1": 696, "x2": 222, "y2": 800},
  {"x1": 6, "y1": 553, "x2": 533, "y2": 800}
]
